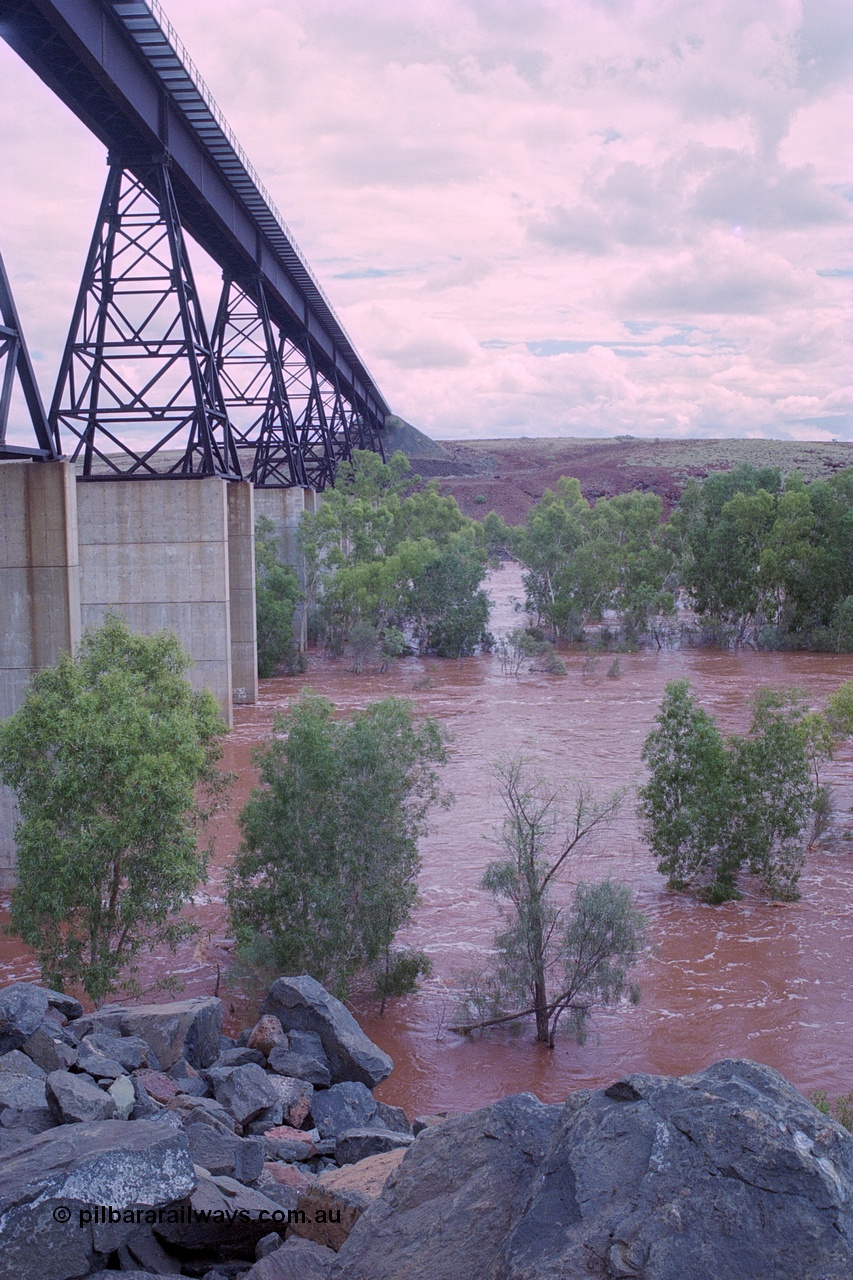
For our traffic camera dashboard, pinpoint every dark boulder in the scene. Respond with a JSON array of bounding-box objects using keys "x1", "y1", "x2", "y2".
[
  {"x1": 75, "y1": 997, "x2": 222, "y2": 1069},
  {"x1": 20, "y1": 1027, "x2": 77, "y2": 1074},
  {"x1": 498, "y1": 1059, "x2": 853, "y2": 1280},
  {"x1": 0, "y1": 1049, "x2": 46, "y2": 1079},
  {"x1": 262, "y1": 976, "x2": 392, "y2": 1088},
  {"x1": 0, "y1": 1119, "x2": 195, "y2": 1280},
  {"x1": 186, "y1": 1125, "x2": 265, "y2": 1183},
  {"x1": 206, "y1": 1063, "x2": 279, "y2": 1126},
  {"x1": 335, "y1": 1127, "x2": 414, "y2": 1165},
  {"x1": 244, "y1": 1236, "x2": 335, "y2": 1279},
  {"x1": 332, "y1": 1060, "x2": 853, "y2": 1280},
  {"x1": 0, "y1": 984, "x2": 50, "y2": 1053},
  {"x1": 267, "y1": 1048, "x2": 331, "y2": 1088},
  {"x1": 84, "y1": 1032, "x2": 157, "y2": 1072},
  {"x1": 330, "y1": 1093, "x2": 557, "y2": 1277},
  {"x1": 310, "y1": 1081, "x2": 379, "y2": 1139},
  {"x1": 46, "y1": 1070, "x2": 118, "y2": 1124}
]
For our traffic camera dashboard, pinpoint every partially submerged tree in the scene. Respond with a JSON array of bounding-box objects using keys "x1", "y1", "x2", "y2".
[
  {"x1": 451, "y1": 756, "x2": 644, "y2": 1047},
  {"x1": 298, "y1": 450, "x2": 491, "y2": 658},
  {"x1": 228, "y1": 692, "x2": 450, "y2": 999},
  {"x1": 255, "y1": 514, "x2": 303, "y2": 678},
  {"x1": 638, "y1": 679, "x2": 853, "y2": 902},
  {"x1": 0, "y1": 615, "x2": 228, "y2": 1004}
]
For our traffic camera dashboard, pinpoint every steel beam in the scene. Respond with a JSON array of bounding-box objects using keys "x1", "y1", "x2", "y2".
[
  {"x1": 51, "y1": 155, "x2": 240, "y2": 478},
  {"x1": 0, "y1": 251, "x2": 59, "y2": 460},
  {"x1": 0, "y1": 0, "x2": 390, "y2": 466}
]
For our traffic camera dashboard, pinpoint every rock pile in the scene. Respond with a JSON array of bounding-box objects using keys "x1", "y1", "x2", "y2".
[
  {"x1": 1, "y1": 974, "x2": 852, "y2": 1280},
  {"x1": 0, "y1": 975, "x2": 407, "y2": 1280}
]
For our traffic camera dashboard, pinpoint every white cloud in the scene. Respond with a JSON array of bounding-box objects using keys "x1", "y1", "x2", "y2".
[{"x1": 0, "y1": 0, "x2": 849, "y2": 442}]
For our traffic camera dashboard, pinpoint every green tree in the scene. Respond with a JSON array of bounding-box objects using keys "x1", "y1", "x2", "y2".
[
  {"x1": 452, "y1": 756, "x2": 643, "y2": 1047},
  {"x1": 0, "y1": 616, "x2": 228, "y2": 1004},
  {"x1": 638, "y1": 680, "x2": 738, "y2": 899},
  {"x1": 639, "y1": 680, "x2": 828, "y2": 902},
  {"x1": 228, "y1": 692, "x2": 450, "y2": 998},
  {"x1": 299, "y1": 450, "x2": 490, "y2": 658},
  {"x1": 255, "y1": 515, "x2": 303, "y2": 678}
]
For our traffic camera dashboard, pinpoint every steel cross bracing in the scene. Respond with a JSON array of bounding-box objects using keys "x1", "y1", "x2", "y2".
[
  {"x1": 51, "y1": 157, "x2": 241, "y2": 479},
  {"x1": 0, "y1": 0, "x2": 391, "y2": 486},
  {"x1": 0, "y1": 252, "x2": 60, "y2": 460}
]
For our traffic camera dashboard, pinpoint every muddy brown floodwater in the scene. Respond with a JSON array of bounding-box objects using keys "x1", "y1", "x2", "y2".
[{"x1": 2, "y1": 561, "x2": 853, "y2": 1116}]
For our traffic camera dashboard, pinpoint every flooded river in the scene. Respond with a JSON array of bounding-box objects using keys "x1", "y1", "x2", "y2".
[{"x1": 3, "y1": 561, "x2": 852, "y2": 1115}]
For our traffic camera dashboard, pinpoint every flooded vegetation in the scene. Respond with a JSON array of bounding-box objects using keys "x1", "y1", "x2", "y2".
[{"x1": 6, "y1": 562, "x2": 851, "y2": 1115}]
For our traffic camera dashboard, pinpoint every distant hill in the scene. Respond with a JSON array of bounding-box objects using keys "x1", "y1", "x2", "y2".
[{"x1": 410, "y1": 436, "x2": 853, "y2": 523}]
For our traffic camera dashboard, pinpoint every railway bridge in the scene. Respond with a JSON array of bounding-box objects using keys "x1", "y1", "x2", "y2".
[{"x1": 0, "y1": 0, "x2": 391, "y2": 881}]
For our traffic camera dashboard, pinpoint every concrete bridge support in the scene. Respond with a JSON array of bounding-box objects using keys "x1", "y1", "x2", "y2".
[
  {"x1": 0, "y1": 460, "x2": 81, "y2": 887},
  {"x1": 0, "y1": 461, "x2": 264, "y2": 886},
  {"x1": 75, "y1": 476, "x2": 251, "y2": 725},
  {"x1": 254, "y1": 486, "x2": 316, "y2": 649}
]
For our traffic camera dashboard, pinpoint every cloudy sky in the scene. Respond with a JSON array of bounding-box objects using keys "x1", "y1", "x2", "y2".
[{"x1": 0, "y1": 0, "x2": 850, "y2": 441}]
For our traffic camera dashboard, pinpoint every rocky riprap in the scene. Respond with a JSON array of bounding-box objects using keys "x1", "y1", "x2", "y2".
[{"x1": 0, "y1": 974, "x2": 851, "y2": 1280}]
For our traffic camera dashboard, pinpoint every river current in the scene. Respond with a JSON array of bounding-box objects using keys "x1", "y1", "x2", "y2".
[{"x1": 2, "y1": 561, "x2": 852, "y2": 1114}]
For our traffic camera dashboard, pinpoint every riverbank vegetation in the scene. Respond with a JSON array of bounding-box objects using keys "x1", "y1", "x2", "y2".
[
  {"x1": 479, "y1": 462, "x2": 853, "y2": 653},
  {"x1": 228, "y1": 692, "x2": 450, "y2": 1002},
  {"x1": 298, "y1": 451, "x2": 491, "y2": 661},
  {"x1": 0, "y1": 617, "x2": 228, "y2": 1004},
  {"x1": 639, "y1": 679, "x2": 853, "y2": 902},
  {"x1": 452, "y1": 756, "x2": 645, "y2": 1046}
]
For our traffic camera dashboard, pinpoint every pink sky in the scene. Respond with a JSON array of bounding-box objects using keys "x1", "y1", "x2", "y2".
[{"x1": 0, "y1": 0, "x2": 850, "y2": 441}]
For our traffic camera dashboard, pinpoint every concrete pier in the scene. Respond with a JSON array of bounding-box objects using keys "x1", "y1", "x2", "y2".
[
  {"x1": 76, "y1": 477, "x2": 238, "y2": 724},
  {"x1": 0, "y1": 460, "x2": 81, "y2": 887},
  {"x1": 0, "y1": 461, "x2": 286, "y2": 883},
  {"x1": 254, "y1": 486, "x2": 315, "y2": 649}
]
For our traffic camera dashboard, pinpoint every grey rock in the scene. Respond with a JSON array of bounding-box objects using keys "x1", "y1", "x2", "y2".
[
  {"x1": 172, "y1": 1094, "x2": 237, "y2": 1133},
  {"x1": 310, "y1": 1081, "x2": 378, "y2": 1139},
  {"x1": 76, "y1": 997, "x2": 222, "y2": 1069},
  {"x1": 76, "y1": 1046, "x2": 127, "y2": 1080},
  {"x1": 0, "y1": 1119, "x2": 195, "y2": 1280},
  {"x1": 0, "y1": 1049, "x2": 46, "y2": 1079},
  {"x1": 257, "y1": 1230, "x2": 285, "y2": 1259},
  {"x1": 109, "y1": 1073, "x2": 136, "y2": 1120},
  {"x1": 497, "y1": 1059, "x2": 853, "y2": 1280},
  {"x1": 156, "y1": 1167, "x2": 288, "y2": 1253},
  {"x1": 374, "y1": 1101, "x2": 412, "y2": 1134},
  {"x1": 213, "y1": 1046, "x2": 266, "y2": 1068},
  {"x1": 0, "y1": 1071, "x2": 53, "y2": 1132},
  {"x1": 329, "y1": 1093, "x2": 560, "y2": 1280},
  {"x1": 20, "y1": 1027, "x2": 77, "y2": 1073},
  {"x1": 261, "y1": 976, "x2": 392, "y2": 1088},
  {"x1": 243, "y1": 1103, "x2": 284, "y2": 1135},
  {"x1": 87, "y1": 1273, "x2": 183, "y2": 1280},
  {"x1": 267, "y1": 1046, "x2": 331, "y2": 1087},
  {"x1": 0, "y1": 983, "x2": 50, "y2": 1053},
  {"x1": 175, "y1": 1076, "x2": 210, "y2": 1098},
  {"x1": 0, "y1": 1073, "x2": 48, "y2": 1115},
  {"x1": 333, "y1": 1061, "x2": 853, "y2": 1280},
  {"x1": 207, "y1": 1063, "x2": 279, "y2": 1126},
  {"x1": 263, "y1": 1135, "x2": 316, "y2": 1163},
  {"x1": 186, "y1": 1126, "x2": 265, "y2": 1183},
  {"x1": 265, "y1": 1074, "x2": 314, "y2": 1128},
  {"x1": 166, "y1": 1055, "x2": 200, "y2": 1081},
  {"x1": 38, "y1": 988, "x2": 84, "y2": 1021},
  {"x1": 117, "y1": 1227, "x2": 183, "y2": 1275},
  {"x1": 129, "y1": 1076, "x2": 162, "y2": 1121},
  {"x1": 334, "y1": 1128, "x2": 414, "y2": 1165},
  {"x1": 46, "y1": 1069, "x2": 118, "y2": 1124},
  {"x1": 85, "y1": 1032, "x2": 157, "y2": 1072},
  {"x1": 245, "y1": 1237, "x2": 335, "y2": 1280}
]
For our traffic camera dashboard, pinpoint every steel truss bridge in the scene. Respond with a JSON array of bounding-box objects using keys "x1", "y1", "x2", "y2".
[{"x1": 0, "y1": 0, "x2": 389, "y2": 487}]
